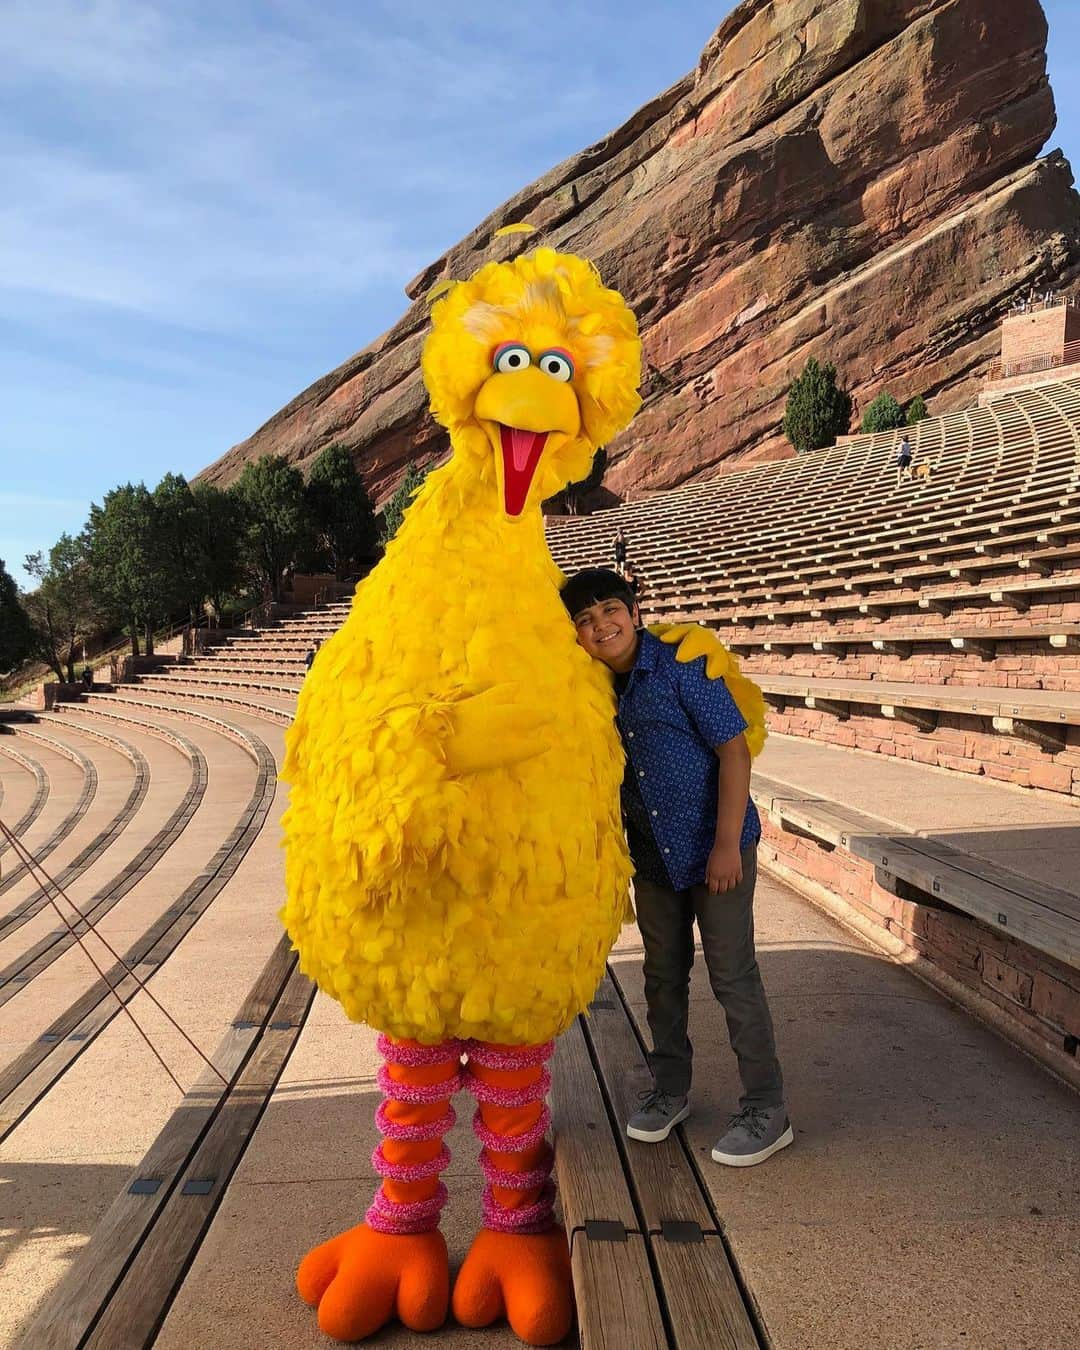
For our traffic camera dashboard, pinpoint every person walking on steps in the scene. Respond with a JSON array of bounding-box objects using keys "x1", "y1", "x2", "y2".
[
  {"x1": 894, "y1": 434, "x2": 913, "y2": 487},
  {"x1": 562, "y1": 567, "x2": 792, "y2": 1168},
  {"x1": 613, "y1": 527, "x2": 627, "y2": 576}
]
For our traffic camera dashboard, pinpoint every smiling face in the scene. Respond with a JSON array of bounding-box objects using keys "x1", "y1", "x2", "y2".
[
  {"x1": 572, "y1": 596, "x2": 641, "y2": 673},
  {"x1": 422, "y1": 248, "x2": 642, "y2": 521}
]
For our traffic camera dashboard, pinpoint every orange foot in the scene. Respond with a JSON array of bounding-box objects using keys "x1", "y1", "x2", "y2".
[
  {"x1": 452, "y1": 1226, "x2": 574, "y2": 1346},
  {"x1": 297, "y1": 1222, "x2": 448, "y2": 1341}
]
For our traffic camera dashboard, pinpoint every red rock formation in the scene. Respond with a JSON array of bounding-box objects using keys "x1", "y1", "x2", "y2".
[{"x1": 199, "y1": 0, "x2": 1080, "y2": 504}]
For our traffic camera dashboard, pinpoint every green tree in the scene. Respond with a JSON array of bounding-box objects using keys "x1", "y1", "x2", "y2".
[
  {"x1": 23, "y1": 534, "x2": 99, "y2": 680},
  {"x1": 782, "y1": 358, "x2": 853, "y2": 454},
  {"x1": 860, "y1": 392, "x2": 907, "y2": 434},
  {"x1": 190, "y1": 482, "x2": 244, "y2": 621},
  {"x1": 0, "y1": 558, "x2": 35, "y2": 674},
  {"x1": 233, "y1": 454, "x2": 311, "y2": 601},
  {"x1": 87, "y1": 484, "x2": 171, "y2": 656},
  {"x1": 905, "y1": 394, "x2": 928, "y2": 425},
  {"x1": 380, "y1": 463, "x2": 427, "y2": 544},
  {"x1": 153, "y1": 472, "x2": 204, "y2": 622},
  {"x1": 305, "y1": 444, "x2": 378, "y2": 579}
]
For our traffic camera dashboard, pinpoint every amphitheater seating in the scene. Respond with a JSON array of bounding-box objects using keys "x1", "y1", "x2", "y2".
[
  {"x1": 545, "y1": 378, "x2": 1080, "y2": 804},
  {"x1": 3, "y1": 380, "x2": 1080, "y2": 1345}
]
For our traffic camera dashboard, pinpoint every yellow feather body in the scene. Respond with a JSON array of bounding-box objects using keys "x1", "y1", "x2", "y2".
[
  {"x1": 280, "y1": 453, "x2": 633, "y2": 1045},
  {"x1": 281, "y1": 247, "x2": 641, "y2": 1046}
]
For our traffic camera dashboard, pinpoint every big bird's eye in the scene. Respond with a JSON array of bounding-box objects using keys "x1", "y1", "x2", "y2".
[
  {"x1": 537, "y1": 349, "x2": 574, "y2": 382},
  {"x1": 493, "y1": 343, "x2": 531, "y2": 373}
]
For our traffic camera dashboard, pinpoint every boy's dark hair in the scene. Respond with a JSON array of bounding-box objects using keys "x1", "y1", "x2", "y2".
[{"x1": 560, "y1": 567, "x2": 637, "y2": 619}]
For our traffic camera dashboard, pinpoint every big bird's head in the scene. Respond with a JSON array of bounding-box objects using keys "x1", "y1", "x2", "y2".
[{"x1": 422, "y1": 246, "x2": 641, "y2": 519}]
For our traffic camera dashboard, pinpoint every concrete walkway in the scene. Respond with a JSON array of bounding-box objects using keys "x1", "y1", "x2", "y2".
[
  {"x1": 609, "y1": 871, "x2": 1080, "y2": 1350},
  {"x1": 2, "y1": 708, "x2": 1078, "y2": 1346}
]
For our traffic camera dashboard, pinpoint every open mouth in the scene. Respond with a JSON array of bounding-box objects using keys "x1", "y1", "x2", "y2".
[{"x1": 499, "y1": 424, "x2": 549, "y2": 517}]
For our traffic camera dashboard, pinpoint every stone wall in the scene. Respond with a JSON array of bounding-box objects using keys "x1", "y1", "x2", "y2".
[
  {"x1": 762, "y1": 699, "x2": 1080, "y2": 795},
  {"x1": 759, "y1": 812, "x2": 1080, "y2": 1087},
  {"x1": 981, "y1": 357, "x2": 1080, "y2": 402},
  {"x1": 1000, "y1": 305, "x2": 1074, "y2": 367}
]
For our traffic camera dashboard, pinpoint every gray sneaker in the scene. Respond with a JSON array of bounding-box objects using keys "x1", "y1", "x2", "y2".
[
  {"x1": 711, "y1": 1104, "x2": 793, "y2": 1167},
  {"x1": 626, "y1": 1088, "x2": 690, "y2": 1143}
]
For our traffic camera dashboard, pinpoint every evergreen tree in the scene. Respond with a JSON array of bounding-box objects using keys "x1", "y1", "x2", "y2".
[
  {"x1": 380, "y1": 463, "x2": 427, "y2": 544},
  {"x1": 190, "y1": 482, "x2": 244, "y2": 621},
  {"x1": 87, "y1": 484, "x2": 171, "y2": 656},
  {"x1": 905, "y1": 394, "x2": 928, "y2": 425},
  {"x1": 0, "y1": 558, "x2": 35, "y2": 674},
  {"x1": 861, "y1": 392, "x2": 907, "y2": 434},
  {"x1": 23, "y1": 534, "x2": 99, "y2": 679},
  {"x1": 305, "y1": 444, "x2": 378, "y2": 579},
  {"x1": 153, "y1": 472, "x2": 204, "y2": 622},
  {"x1": 233, "y1": 454, "x2": 311, "y2": 601},
  {"x1": 782, "y1": 359, "x2": 853, "y2": 454}
]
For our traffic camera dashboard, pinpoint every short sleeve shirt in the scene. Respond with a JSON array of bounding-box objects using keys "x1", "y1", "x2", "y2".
[{"x1": 615, "y1": 631, "x2": 760, "y2": 890}]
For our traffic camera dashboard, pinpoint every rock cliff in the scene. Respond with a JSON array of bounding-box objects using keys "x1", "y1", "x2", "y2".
[{"x1": 199, "y1": 0, "x2": 1080, "y2": 503}]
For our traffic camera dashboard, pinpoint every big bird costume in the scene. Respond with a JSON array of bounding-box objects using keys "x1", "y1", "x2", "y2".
[{"x1": 281, "y1": 243, "x2": 766, "y2": 1346}]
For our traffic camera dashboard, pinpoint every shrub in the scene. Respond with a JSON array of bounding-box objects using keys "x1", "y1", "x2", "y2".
[
  {"x1": 783, "y1": 358, "x2": 853, "y2": 453},
  {"x1": 860, "y1": 392, "x2": 907, "y2": 434},
  {"x1": 906, "y1": 394, "x2": 928, "y2": 425}
]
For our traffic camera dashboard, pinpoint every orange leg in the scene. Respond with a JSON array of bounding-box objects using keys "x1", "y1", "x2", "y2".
[
  {"x1": 297, "y1": 1035, "x2": 462, "y2": 1341},
  {"x1": 452, "y1": 1041, "x2": 573, "y2": 1347}
]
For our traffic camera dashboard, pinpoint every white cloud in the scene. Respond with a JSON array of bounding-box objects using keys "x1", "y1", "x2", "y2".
[
  {"x1": 0, "y1": 2, "x2": 456, "y2": 326},
  {"x1": 0, "y1": 0, "x2": 628, "y2": 326}
]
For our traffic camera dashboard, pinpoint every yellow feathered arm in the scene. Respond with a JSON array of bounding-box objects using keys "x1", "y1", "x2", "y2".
[{"x1": 650, "y1": 623, "x2": 768, "y2": 758}]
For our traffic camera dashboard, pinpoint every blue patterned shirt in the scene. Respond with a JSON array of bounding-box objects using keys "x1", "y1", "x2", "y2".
[{"x1": 615, "y1": 631, "x2": 760, "y2": 890}]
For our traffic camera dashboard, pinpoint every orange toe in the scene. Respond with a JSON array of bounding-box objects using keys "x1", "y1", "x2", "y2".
[
  {"x1": 297, "y1": 1222, "x2": 448, "y2": 1341},
  {"x1": 452, "y1": 1227, "x2": 574, "y2": 1346}
]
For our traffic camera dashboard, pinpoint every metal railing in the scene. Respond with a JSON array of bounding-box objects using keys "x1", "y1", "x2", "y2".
[
  {"x1": 988, "y1": 339, "x2": 1080, "y2": 382},
  {"x1": 1006, "y1": 295, "x2": 1077, "y2": 318}
]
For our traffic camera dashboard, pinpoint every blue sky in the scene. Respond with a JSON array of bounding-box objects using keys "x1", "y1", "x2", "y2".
[{"x1": 3, "y1": 1, "x2": 1080, "y2": 589}]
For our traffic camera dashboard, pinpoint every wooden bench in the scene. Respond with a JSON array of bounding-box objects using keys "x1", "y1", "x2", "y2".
[
  {"x1": 755, "y1": 675, "x2": 1080, "y2": 750},
  {"x1": 726, "y1": 624, "x2": 1080, "y2": 661},
  {"x1": 753, "y1": 775, "x2": 1080, "y2": 970},
  {"x1": 553, "y1": 978, "x2": 760, "y2": 1348},
  {"x1": 21, "y1": 934, "x2": 313, "y2": 1349}
]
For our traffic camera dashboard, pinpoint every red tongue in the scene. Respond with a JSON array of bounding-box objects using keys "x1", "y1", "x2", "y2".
[{"x1": 499, "y1": 425, "x2": 548, "y2": 516}]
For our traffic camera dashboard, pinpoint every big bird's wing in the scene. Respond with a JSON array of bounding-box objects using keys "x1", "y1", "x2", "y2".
[
  {"x1": 649, "y1": 623, "x2": 768, "y2": 758},
  {"x1": 281, "y1": 679, "x2": 558, "y2": 912},
  {"x1": 444, "y1": 684, "x2": 555, "y2": 774}
]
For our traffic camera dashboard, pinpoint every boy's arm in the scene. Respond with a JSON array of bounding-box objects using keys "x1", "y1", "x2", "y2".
[
  {"x1": 666, "y1": 654, "x2": 753, "y2": 895},
  {"x1": 707, "y1": 734, "x2": 751, "y2": 894}
]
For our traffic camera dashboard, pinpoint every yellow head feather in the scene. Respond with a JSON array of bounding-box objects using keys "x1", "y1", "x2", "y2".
[{"x1": 422, "y1": 247, "x2": 641, "y2": 503}]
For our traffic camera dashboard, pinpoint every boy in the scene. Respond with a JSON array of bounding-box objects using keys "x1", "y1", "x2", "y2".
[{"x1": 562, "y1": 568, "x2": 791, "y2": 1167}]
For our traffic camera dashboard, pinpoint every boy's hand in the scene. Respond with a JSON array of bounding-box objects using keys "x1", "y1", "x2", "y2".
[{"x1": 706, "y1": 842, "x2": 743, "y2": 894}]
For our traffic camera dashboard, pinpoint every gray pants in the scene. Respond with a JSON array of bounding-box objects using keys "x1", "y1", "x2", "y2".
[{"x1": 633, "y1": 845, "x2": 784, "y2": 1107}]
